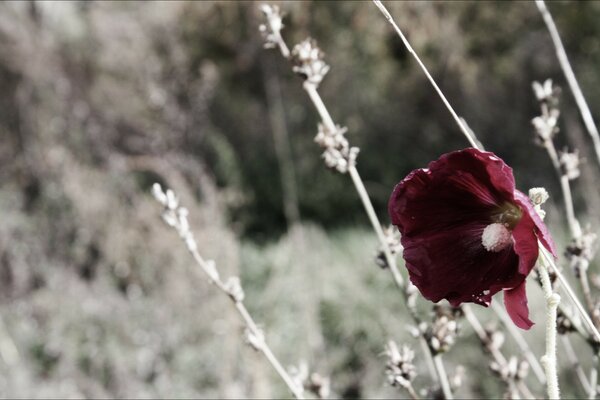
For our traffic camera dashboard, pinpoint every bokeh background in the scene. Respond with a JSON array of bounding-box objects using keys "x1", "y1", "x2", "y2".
[{"x1": 0, "y1": 0, "x2": 599, "y2": 398}]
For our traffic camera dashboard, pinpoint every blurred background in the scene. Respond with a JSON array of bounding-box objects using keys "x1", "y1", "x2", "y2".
[{"x1": 0, "y1": 0, "x2": 599, "y2": 398}]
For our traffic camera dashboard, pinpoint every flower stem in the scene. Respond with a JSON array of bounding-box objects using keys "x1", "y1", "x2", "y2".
[
  {"x1": 371, "y1": 0, "x2": 478, "y2": 150},
  {"x1": 535, "y1": 0, "x2": 600, "y2": 167},
  {"x1": 538, "y1": 257, "x2": 561, "y2": 399}
]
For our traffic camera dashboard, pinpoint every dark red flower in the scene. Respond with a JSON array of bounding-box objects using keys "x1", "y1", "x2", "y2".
[{"x1": 388, "y1": 148, "x2": 557, "y2": 330}]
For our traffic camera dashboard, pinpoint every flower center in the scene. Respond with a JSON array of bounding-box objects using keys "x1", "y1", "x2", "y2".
[
  {"x1": 481, "y1": 223, "x2": 512, "y2": 252},
  {"x1": 491, "y1": 202, "x2": 522, "y2": 229}
]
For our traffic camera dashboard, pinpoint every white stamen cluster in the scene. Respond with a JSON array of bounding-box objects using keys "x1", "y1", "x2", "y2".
[{"x1": 482, "y1": 223, "x2": 512, "y2": 252}]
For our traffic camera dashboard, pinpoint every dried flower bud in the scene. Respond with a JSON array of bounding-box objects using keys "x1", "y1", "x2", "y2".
[
  {"x1": 224, "y1": 276, "x2": 245, "y2": 302},
  {"x1": 532, "y1": 79, "x2": 559, "y2": 103},
  {"x1": 426, "y1": 306, "x2": 459, "y2": 354},
  {"x1": 532, "y1": 110, "x2": 560, "y2": 143},
  {"x1": 152, "y1": 183, "x2": 167, "y2": 205},
  {"x1": 559, "y1": 149, "x2": 581, "y2": 180},
  {"x1": 259, "y1": 4, "x2": 285, "y2": 50},
  {"x1": 529, "y1": 187, "x2": 549, "y2": 206},
  {"x1": 384, "y1": 341, "x2": 416, "y2": 389},
  {"x1": 566, "y1": 229, "x2": 597, "y2": 277},
  {"x1": 291, "y1": 38, "x2": 330, "y2": 86}
]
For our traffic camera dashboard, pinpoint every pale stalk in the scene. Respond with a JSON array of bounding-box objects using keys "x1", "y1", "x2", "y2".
[
  {"x1": 491, "y1": 302, "x2": 546, "y2": 384},
  {"x1": 189, "y1": 241, "x2": 305, "y2": 399},
  {"x1": 462, "y1": 305, "x2": 534, "y2": 399},
  {"x1": 538, "y1": 258, "x2": 561, "y2": 399},
  {"x1": 262, "y1": 12, "x2": 459, "y2": 395},
  {"x1": 535, "y1": 0, "x2": 600, "y2": 166},
  {"x1": 433, "y1": 354, "x2": 453, "y2": 400},
  {"x1": 540, "y1": 244, "x2": 600, "y2": 343},
  {"x1": 372, "y1": 2, "x2": 553, "y2": 396},
  {"x1": 372, "y1": 0, "x2": 477, "y2": 150}
]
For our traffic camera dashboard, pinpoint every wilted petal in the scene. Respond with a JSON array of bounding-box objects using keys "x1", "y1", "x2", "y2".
[{"x1": 504, "y1": 281, "x2": 533, "y2": 330}]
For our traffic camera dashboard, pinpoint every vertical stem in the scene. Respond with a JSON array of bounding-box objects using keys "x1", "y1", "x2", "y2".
[
  {"x1": 538, "y1": 258, "x2": 561, "y2": 399},
  {"x1": 433, "y1": 354, "x2": 453, "y2": 400},
  {"x1": 535, "y1": 0, "x2": 600, "y2": 167}
]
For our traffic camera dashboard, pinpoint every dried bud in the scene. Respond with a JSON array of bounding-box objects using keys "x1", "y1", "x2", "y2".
[
  {"x1": 532, "y1": 110, "x2": 560, "y2": 143},
  {"x1": 532, "y1": 79, "x2": 559, "y2": 103},
  {"x1": 375, "y1": 226, "x2": 403, "y2": 269},
  {"x1": 384, "y1": 341, "x2": 417, "y2": 389},
  {"x1": 529, "y1": 187, "x2": 549, "y2": 206},
  {"x1": 152, "y1": 183, "x2": 167, "y2": 205},
  {"x1": 426, "y1": 306, "x2": 459, "y2": 354},
  {"x1": 559, "y1": 149, "x2": 581, "y2": 180},
  {"x1": 224, "y1": 276, "x2": 245, "y2": 302},
  {"x1": 566, "y1": 229, "x2": 597, "y2": 276},
  {"x1": 291, "y1": 38, "x2": 330, "y2": 86},
  {"x1": 259, "y1": 4, "x2": 285, "y2": 50},
  {"x1": 315, "y1": 123, "x2": 358, "y2": 173}
]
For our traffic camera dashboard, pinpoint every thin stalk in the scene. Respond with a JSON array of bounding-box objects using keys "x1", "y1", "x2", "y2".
[
  {"x1": 191, "y1": 243, "x2": 305, "y2": 399},
  {"x1": 372, "y1": 0, "x2": 478, "y2": 150},
  {"x1": 491, "y1": 302, "x2": 546, "y2": 384},
  {"x1": 536, "y1": 0, "x2": 600, "y2": 167},
  {"x1": 433, "y1": 354, "x2": 453, "y2": 400},
  {"x1": 153, "y1": 186, "x2": 304, "y2": 399},
  {"x1": 462, "y1": 305, "x2": 535, "y2": 399},
  {"x1": 540, "y1": 245, "x2": 600, "y2": 343},
  {"x1": 538, "y1": 258, "x2": 561, "y2": 399}
]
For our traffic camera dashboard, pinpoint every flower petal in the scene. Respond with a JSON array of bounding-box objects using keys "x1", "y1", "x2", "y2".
[
  {"x1": 503, "y1": 281, "x2": 534, "y2": 330},
  {"x1": 514, "y1": 190, "x2": 557, "y2": 258},
  {"x1": 511, "y1": 207, "x2": 540, "y2": 276},
  {"x1": 389, "y1": 149, "x2": 526, "y2": 307}
]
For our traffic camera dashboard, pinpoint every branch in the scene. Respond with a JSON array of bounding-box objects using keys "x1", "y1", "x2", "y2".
[{"x1": 151, "y1": 184, "x2": 305, "y2": 399}]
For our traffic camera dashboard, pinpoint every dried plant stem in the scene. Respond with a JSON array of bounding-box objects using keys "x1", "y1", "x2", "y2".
[
  {"x1": 538, "y1": 258, "x2": 561, "y2": 399},
  {"x1": 304, "y1": 70, "x2": 453, "y2": 398},
  {"x1": 462, "y1": 305, "x2": 534, "y2": 399},
  {"x1": 535, "y1": 0, "x2": 600, "y2": 166},
  {"x1": 153, "y1": 186, "x2": 304, "y2": 399},
  {"x1": 540, "y1": 244, "x2": 600, "y2": 343},
  {"x1": 372, "y1": 0, "x2": 477, "y2": 150},
  {"x1": 432, "y1": 355, "x2": 452, "y2": 400},
  {"x1": 262, "y1": 14, "x2": 452, "y2": 396},
  {"x1": 190, "y1": 249, "x2": 304, "y2": 398},
  {"x1": 491, "y1": 302, "x2": 546, "y2": 384}
]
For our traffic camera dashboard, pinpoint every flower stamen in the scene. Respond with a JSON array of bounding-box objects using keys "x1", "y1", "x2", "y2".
[{"x1": 482, "y1": 223, "x2": 513, "y2": 252}]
